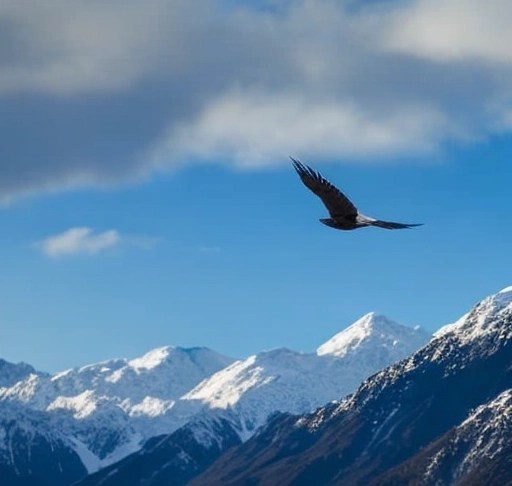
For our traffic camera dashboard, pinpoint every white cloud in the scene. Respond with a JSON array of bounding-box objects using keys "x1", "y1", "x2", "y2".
[
  {"x1": 382, "y1": 0, "x2": 512, "y2": 64},
  {"x1": 35, "y1": 228, "x2": 161, "y2": 258},
  {"x1": 35, "y1": 227, "x2": 159, "y2": 258},
  {"x1": 36, "y1": 228, "x2": 120, "y2": 257},
  {"x1": 157, "y1": 90, "x2": 459, "y2": 166},
  {"x1": 2, "y1": 0, "x2": 512, "y2": 200}
]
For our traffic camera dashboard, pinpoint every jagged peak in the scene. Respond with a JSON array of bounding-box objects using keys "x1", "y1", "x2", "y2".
[
  {"x1": 316, "y1": 312, "x2": 427, "y2": 358},
  {"x1": 434, "y1": 286, "x2": 512, "y2": 343},
  {"x1": 128, "y1": 346, "x2": 174, "y2": 371},
  {"x1": 496, "y1": 286, "x2": 512, "y2": 305},
  {"x1": 0, "y1": 359, "x2": 39, "y2": 388}
]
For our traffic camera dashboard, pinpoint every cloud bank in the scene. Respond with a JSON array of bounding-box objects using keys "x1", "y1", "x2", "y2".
[{"x1": 2, "y1": 0, "x2": 512, "y2": 199}]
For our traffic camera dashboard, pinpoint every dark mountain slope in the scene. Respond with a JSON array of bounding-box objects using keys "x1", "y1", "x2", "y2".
[
  {"x1": 190, "y1": 290, "x2": 512, "y2": 486},
  {"x1": 74, "y1": 415, "x2": 242, "y2": 486},
  {"x1": 0, "y1": 404, "x2": 87, "y2": 486}
]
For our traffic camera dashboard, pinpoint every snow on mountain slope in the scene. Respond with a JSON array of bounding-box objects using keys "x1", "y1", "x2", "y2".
[
  {"x1": 76, "y1": 413, "x2": 244, "y2": 486},
  {"x1": 0, "y1": 314, "x2": 430, "y2": 475},
  {"x1": 451, "y1": 388, "x2": 512, "y2": 474},
  {"x1": 0, "y1": 401, "x2": 87, "y2": 485},
  {"x1": 370, "y1": 389, "x2": 512, "y2": 485},
  {"x1": 184, "y1": 313, "x2": 430, "y2": 439},
  {"x1": 3, "y1": 346, "x2": 234, "y2": 408},
  {"x1": 0, "y1": 346, "x2": 235, "y2": 470},
  {"x1": 1, "y1": 346, "x2": 233, "y2": 410},
  {"x1": 434, "y1": 286, "x2": 512, "y2": 340},
  {"x1": 0, "y1": 359, "x2": 40, "y2": 388},
  {"x1": 189, "y1": 287, "x2": 512, "y2": 486},
  {"x1": 317, "y1": 312, "x2": 429, "y2": 361}
]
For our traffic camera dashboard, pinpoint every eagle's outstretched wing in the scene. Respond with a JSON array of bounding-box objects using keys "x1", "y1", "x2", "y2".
[
  {"x1": 290, "y1": 157, "x2": 358, "y2": 218},
  {"x1": 371, "y1": 220, "x2": 423, "y2": 230},
  {"x1": 358, "y1": 215, "x2": 423, "y2": 230}
]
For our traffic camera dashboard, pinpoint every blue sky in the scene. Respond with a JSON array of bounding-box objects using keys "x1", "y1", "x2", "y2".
[{"x1": 1, "y1": 0, "x2": 511, "y2": 372}]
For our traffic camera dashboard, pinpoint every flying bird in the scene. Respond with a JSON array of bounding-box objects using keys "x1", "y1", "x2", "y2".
[{"x1": 291, "y1": 157, "x2": 422, "y2": 231}]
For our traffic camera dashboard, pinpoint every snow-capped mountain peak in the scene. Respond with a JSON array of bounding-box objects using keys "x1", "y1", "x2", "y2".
[
  {"x1": 434, "y1": 286, "x2": 512, "y2": 343},
  {"x1": 183, "y1": 316, "x2": 430, "y2": 441},
  {"x1": 0, "y1": 359, "x2": 41, "y2": 388},
  {"x1": 0, "y1": 316, "x2": 431, "y2": 481},
  {"x1": 496, "y1": 285, "x2": 512, "y2": 305},
  {"x1": 316, "y1": 312, "x2": 429, "y2": 358},
  {"x1": 317, "y1": 312, "x2": 384, "y2": 357},
  {"x1": 125, "y1": 346, "x2": 234, "y2": 376},
  {"x1": 0, "y1": 345, "x2": 236, "y2": 471},
  {"x1": 128, "y1": 346, "x2": 173, "y2": 371},
  {"x1": 187, "y1": 288, "x2": 512, "y2": 486}
]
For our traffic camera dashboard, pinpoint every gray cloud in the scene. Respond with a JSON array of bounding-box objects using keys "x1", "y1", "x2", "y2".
[{"x1": 2, "y1": 0, "x2": 512, "y2": 200}]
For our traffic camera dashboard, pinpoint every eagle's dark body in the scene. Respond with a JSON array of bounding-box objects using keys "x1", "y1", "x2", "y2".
[{"x1": 291, "y1": 158, "x2": 422, "y2": 231}]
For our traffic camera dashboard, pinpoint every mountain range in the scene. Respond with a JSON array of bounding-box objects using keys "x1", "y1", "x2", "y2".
[
  {"x1": 187, "y1": 286, "x2": 512, "y2": 486},
  {"x1": 0, "y1": 311, "x2": 430, "y2": 485},
  {"x1": 4, "y1": 287, "x2": 512, "y2": 486}
]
